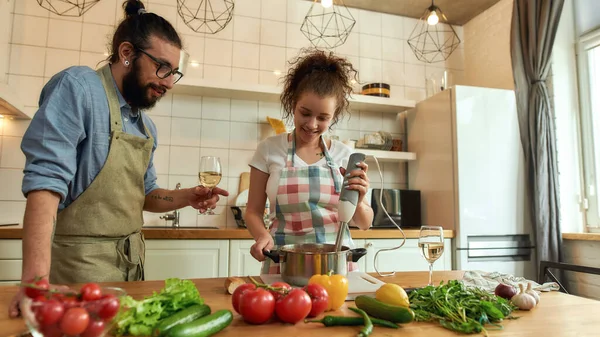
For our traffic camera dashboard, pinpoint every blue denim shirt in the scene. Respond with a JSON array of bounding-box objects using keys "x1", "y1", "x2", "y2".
[{"x1": 21, "y1": 66, "x2": 159, "y2": 211}]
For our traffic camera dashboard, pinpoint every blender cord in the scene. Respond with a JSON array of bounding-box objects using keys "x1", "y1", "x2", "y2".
[{"x1": 369, "y1": 155, "x2": 406, "y2": 277}]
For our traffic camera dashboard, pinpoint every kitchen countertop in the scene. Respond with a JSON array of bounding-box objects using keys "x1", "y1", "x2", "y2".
[
  {"x1": 2, "y1": 270, "x2": 600, "y2": 337},
  {"x1": 0, "y1": 227, "x2": 455, "y2": 240}
]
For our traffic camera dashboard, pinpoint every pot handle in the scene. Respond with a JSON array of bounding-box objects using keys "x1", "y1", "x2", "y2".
[
  {"x1": 263, "y1": 249, "x2": 280, "y2": 263},
  {"x1": 349, "y1": 248, "x2": 367, "y2": 262}
]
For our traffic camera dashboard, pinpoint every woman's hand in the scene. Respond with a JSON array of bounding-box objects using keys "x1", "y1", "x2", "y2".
[
  {"x1": 340, "y1": 161, "x2": 370, "y2": 204},
  {"x1": 187, "y1": 186, "x2": 229, "y2": 213},
  {"x1": 250, "y1": 233, "x2": 274, "y2": 262}
]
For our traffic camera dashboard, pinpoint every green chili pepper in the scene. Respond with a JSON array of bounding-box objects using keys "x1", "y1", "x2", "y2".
[
  {"x1": 349, "y1": 307, "x2": 373, "y2": 337},
  {"x1": 304, "y1": 315, "x2": 398, "y2": 329}
]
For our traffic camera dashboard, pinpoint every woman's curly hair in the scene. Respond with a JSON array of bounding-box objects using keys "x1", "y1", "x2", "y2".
[{"x1": 280, "y1": 48, "x2": 358, "y2": 127}]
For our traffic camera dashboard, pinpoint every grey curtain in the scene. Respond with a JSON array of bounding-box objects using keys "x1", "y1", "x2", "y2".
[{"x1": 510, "y1": 0, "x2": 565, "y2": 279}]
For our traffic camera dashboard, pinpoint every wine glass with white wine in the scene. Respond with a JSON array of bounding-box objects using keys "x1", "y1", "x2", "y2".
[
  {"x1": 418, "y1": 226, "x2": 444, "y2": 286},
  {"x1": 199, "y1": 156, "x2": 222, "y2": 215}
]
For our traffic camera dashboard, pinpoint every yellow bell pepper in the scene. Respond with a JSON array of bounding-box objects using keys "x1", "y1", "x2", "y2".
[{"x1": 308, "y1": 271, "x2": 348, "y2": 311}]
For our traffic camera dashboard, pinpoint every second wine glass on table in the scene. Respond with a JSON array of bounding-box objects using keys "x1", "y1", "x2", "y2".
[
  {"x1": 418, "y1": 226, "x2": 445, "y2": 286},
  {"x1": 199, "y1": 156, "x2": 222, "y2": 215}
]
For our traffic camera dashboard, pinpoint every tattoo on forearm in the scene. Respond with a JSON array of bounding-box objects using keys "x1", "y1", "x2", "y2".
[{"x1": 151, "y1": 194, "x2": 174, "y2": 202}]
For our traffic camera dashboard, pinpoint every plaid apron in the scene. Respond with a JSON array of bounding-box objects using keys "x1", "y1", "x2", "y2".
[{"x1": 262, "y1": 130, "x2": 358, "y2": 274}]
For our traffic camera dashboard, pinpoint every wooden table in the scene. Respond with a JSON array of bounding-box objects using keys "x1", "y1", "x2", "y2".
[{"x1": 1, "y1": 271, "x2": 599, "y2": 336}]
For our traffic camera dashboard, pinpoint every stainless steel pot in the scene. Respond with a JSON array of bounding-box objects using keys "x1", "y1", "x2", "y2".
[{"x1": 263, "y1": 243, "x2": 367, "y2": 286}]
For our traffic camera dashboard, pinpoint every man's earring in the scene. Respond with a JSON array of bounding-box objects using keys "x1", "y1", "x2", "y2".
[{"x1": 124, "y1": 60, "x2": 130, "y2": 66}]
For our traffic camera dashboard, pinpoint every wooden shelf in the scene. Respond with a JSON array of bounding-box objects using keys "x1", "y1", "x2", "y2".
[
  {"x1": 171, "y1": 79, "x2": 416, "y2": 113},
  {"x1": 356, "y1": 149, "x2": 417, "y2": 162},
  {"x1": 0, "y1": 83, "x2": 30, "y2": 120}
]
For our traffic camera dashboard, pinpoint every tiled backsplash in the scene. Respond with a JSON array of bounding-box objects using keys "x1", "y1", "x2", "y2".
[{"x1": 0, "y1": 0, "x2": 464, "y2": 228}]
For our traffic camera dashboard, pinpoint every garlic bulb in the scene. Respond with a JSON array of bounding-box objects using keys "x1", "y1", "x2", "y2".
[
  {"x1": 511, "y1": 283, "x2": 537, "y2": 310},
  {"x1": 525, "y1": 282, "x2": 540, "y2": 304}
]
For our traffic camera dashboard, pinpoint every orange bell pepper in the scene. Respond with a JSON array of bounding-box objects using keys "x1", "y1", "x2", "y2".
[{"x1": 308, "y1": 271, "x2": 348, "y2": 311}]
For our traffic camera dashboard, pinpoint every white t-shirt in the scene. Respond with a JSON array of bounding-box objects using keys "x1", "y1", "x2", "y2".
[{"x1": 249, "y1": 133, "x2": 353, "y2": 216}]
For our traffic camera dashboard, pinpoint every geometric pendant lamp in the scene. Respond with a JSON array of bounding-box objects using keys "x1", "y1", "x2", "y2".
[
  {"x1": 300, "y1": 0, "x2": 356, "y2": 49},
  {"x1": 176, "y1": 0, "x2": 235, "y2": 34},
  {"x1": 36, "y1": 0, "x2": 100, "y2": 17},
  {"x1": 407, "y1": 0, "x2": 461, "y2": 63}
]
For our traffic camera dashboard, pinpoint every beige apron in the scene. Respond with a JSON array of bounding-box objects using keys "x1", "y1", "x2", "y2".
[{"x1": 49, "y1": 64, "x2": 154, "y2": 284}]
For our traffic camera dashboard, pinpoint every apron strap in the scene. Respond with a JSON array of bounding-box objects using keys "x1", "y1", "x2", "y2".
[
  {"x1": 288, "y1": 129, "x2": 342, "y2": 193},
  {"x1": 97, "y1": 64, "x2": 123, "y2": 134}
]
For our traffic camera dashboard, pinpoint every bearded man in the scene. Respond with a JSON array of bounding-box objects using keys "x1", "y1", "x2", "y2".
[{"x1": 9, "y1": 0, "x2": 228, "y2": 318}]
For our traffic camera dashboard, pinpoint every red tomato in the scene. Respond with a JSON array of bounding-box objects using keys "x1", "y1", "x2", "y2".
[
  {"x1": 61, "y1": 296, "x2": 81, "y2": 310},
  {"x1": 81, "y1": 319, "x2": 105, "y2": 337},
  {"x1": 60, "y1": 307, "x2": 90, "y2": 335},
  {"x1": 97, "y1": 294, "x2": 120, "y2": 320},
  {"x1": 238, "y1": 288, "x2": 275, "y2": 324},
  {"x1": 24, "y1": 278, "x2": 49, "y2": 299},
  {"x1": 303, "y1": 283, "x2": 329, "y2": 317},
  {"x1": 80, "y1": 283, "x2": 103, "y2": 301},
  {"x1": 231, "y1": 283, "x2": 256, "y2": 314},
  {"x1": 39, "y1": 324, "x2": 63, "y2": 337},
  {"x1": 274, "y1": 288, "x2": 312, "y2": 324},
  {"x1": 36, "y1": 299, "x2": 64, "y2": 326},
  {"x1": 269, "y1": 282, "x2": 292, "y2": 300}
]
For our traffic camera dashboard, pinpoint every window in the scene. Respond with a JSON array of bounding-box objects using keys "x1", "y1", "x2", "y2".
[{"x1": 577, "y1": 29, "x2": 600, "y2": 232}]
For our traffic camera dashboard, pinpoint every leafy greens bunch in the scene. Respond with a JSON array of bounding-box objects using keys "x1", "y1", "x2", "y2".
[
  {"x1": 408, "y1": 280, "x2": 517, "y2": 336},
  {"x1": 114, "y1": 278, "x2": 204, "y2": 336}
]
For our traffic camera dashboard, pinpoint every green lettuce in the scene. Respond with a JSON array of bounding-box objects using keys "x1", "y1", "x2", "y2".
[{"x1": 114, "y1": 278, "x2": 204, "y2": 336}]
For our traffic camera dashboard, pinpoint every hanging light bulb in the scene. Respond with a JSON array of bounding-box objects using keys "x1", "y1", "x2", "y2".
[
  {"x1": 321, "y1": 0, "x2": 333, "y2": 9},
  {"x1": 427, "y1": 9, "x2": 439, "y2": 25}
]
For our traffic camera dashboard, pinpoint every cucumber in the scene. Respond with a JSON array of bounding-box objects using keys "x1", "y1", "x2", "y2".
[
  {"x1": 154, "y1": 304, "x2": 211, "y2": 337},
  {"x1": 354, "y1": 295, "x2": 415, "y2": 324},
  {"x1": 167, "y1": 309, "x2": 233, "y2": 337}
]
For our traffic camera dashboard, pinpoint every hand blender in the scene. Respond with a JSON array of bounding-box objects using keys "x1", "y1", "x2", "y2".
[{"x1": 334, "y1": 152, "x2": 366, "y2": 252}]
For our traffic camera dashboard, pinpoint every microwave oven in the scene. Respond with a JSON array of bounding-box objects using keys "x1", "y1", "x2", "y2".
[{"x1": 370, "y1": 189, "x2": 422, "y2": 228}]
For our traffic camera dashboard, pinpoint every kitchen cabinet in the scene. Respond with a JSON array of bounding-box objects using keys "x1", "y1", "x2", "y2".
[
  {"x1": 0, "y1": 240, "x2": 22, "y2": 283},
  {"x1": 362, "y1": 238, "x2": 453, "y2": 273},
  {"x1": 145, "y1": 240, "x2": 230, "y2": 280},
  {"x1": 228, "y1": 240, "x2": 262, "y2": 277},
  {"x1": 0, "y1": 238, "x2": 454, "y2": 283}
]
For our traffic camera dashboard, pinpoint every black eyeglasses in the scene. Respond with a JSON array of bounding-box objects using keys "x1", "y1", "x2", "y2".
[{"x1": 136, "y1": 48, "x2": 184, "y2": 84}]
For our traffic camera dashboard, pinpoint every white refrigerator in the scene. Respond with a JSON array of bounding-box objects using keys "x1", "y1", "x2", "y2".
[{"x1": 407, "y1": 85, "x2": 535, "y2": 280}]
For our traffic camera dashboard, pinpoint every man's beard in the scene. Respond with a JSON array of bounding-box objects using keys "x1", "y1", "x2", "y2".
[{"x1": 122, "y1": 59, "x2": 165, "y2": 110}]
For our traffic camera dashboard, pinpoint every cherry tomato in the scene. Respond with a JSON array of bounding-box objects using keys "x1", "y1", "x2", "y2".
[
  {"x1": 274, "y1": 288, "x2": 312, "y2": 324},
  {"x1": 36, "y1": 299, "x2": 64, "y2": 326},
  {"x1": 269, "y1": 282, "x2": 292, "y2": 301},
  {"x1": 238, "y1": 288, "x2": 275, "y2": 324},
  {"x1": 61, "y1": 296, "x2": 81, "y2": 310},
  {"x1": 303, "y1": 283, "x2": 329, "y2": 317},
  {"x1": 231, "y1": 283, "x2": 256, "y2": 314},
  {"x1": 80, "y1": 283, "x2": 103, "y2": 301},
  {"x1": 81, "y1": 319, "x2": 105, "y2": 337},
  {"x1": 98, "y1": 294, "x2": 120, "y2": 320},
  {"x1": 24, "y1": 278, "x2": 49, "y2": 299},
  {"x1": 39, "y1": 324, "x2": 63, "y2": 337},
  {"x1": 60, "y1": 307, "x2": 90, "y2": 335}
]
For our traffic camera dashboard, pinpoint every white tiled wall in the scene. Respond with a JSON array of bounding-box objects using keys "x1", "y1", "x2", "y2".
[
  {"x1": 463, "y1": 0, "x2": 514, "y2": 90},
  {"x1": 0, "y1": 0, "x2": 464, "y2": 228}
]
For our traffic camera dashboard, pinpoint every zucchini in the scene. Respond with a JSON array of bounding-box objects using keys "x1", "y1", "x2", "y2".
[
  {"x1": 167, "y1": 309, "x2": 233, "y2": 337},
  {"x1": 355, "y1": 295, "x2": 415, "y2": 324},
  {"x1": 154, "y1": 304, "x2": 211, "y2": 337}
]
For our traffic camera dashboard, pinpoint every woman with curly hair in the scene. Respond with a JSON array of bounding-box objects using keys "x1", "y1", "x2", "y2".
[{"x1": 246, "y1": 49, "x2": 373, "y2": 274}]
